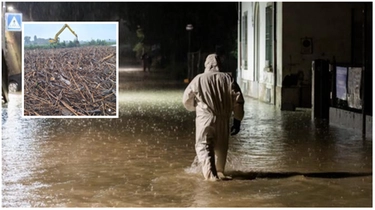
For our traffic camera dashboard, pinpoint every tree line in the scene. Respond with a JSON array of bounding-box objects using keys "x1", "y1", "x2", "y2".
[{"x1": 24, "y1": 38, "x2": 116, "y2": 50}]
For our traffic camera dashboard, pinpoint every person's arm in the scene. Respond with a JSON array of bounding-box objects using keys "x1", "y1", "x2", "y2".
[
  {"x1": 231, "y1": 80, "x2": 245, "y2": 135},
  {"x1": 182, "y1": 81, "x2": 197, "y2": 112},
  {"x1": 232, "y1": 80, "x2": 245, "y2": 121}
]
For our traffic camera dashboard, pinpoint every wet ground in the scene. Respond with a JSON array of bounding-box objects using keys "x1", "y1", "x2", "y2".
[{"x1": 2, "y1": 68, "x2": 372, "y2": 207}]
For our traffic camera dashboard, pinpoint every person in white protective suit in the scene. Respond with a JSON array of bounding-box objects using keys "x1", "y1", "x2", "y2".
[{"x1": 182, "y1": 53, "x2": 245, "y2": 181}]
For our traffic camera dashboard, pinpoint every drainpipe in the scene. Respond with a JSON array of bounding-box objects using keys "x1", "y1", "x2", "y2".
[
  {"x1": 2, "y1": 2, "x2": 9, "y2": 103},
  {"x1": 237, "y1": 2, "x2": 242, "y2": 83},
  {"x1": 273, "y1": 2, "x2": 277, "y2": 105},
  {"x1": 361, "y1": 3, "x2": 367, "y2": 137}
]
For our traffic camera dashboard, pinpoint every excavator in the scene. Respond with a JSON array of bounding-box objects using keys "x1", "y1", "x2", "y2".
[{"x1": 49, "y1": 24, "x2": 79, "y2": 46}]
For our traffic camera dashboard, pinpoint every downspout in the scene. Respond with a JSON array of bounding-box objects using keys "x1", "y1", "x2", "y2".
[
  {"x1": 273, "y1": 2, "x2": 277, "y2": 105},
  {"x1": 361, "y1": 3, "x2": 367, "y2": 137},
  {"x1": 350, "y1": 8, "x2": 354, "y2": 64},
  {"x1": 254, "y1": 3, "x2": 259, "y2": 82},
  {"x1": 2, "y1": 2, "x2": 9, "y2": 103},
  {"x1": 237, "y1": 2, "x2": 242, "y2": 83}
]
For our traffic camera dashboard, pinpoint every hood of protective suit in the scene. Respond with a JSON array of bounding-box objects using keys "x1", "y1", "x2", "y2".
[{"x1": 204, "y1": 54, "x2": 220, "y2": 73}]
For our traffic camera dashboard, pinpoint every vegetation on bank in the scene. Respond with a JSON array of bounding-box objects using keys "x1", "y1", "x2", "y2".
[{"x1": 24, "y1": 39, "x2": 116, "y2": 50}]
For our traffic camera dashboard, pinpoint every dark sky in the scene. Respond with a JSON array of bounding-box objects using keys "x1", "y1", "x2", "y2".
[{"x1": 9, "y1": 2, "x2": 238, "y2": 59}]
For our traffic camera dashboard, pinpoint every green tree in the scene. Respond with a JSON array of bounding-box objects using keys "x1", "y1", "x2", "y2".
[
  {"x1": 68, "y1": 41, "x2": 75, "y2": 47},
  {"x1": 24, "y1": 36, "x2": 31, "y2": 45},
  {"x1": 89, "y1": 39, "x2": 96, "y2": 46}
]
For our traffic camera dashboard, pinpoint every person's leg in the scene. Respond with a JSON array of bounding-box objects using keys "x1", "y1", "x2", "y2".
[
  {"x1": 196, "y1": 139, "x2": 217, "y2": 181},
  {"x1": 214, "y1": 117, "x2": 231, "y2": 179},
  {"x1": 195, "y1": 116, "x2": 219, "y2": 181}
]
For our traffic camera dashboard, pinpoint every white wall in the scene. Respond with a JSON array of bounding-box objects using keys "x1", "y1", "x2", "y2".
[
  {"x1": 241, "y1": 2, "x2": 253, "y2": 81},
  {"x1": 241, "y1": 2, "x2": 270, "y2": 84},
  {"x1": 258, "y1": 2, "x2": 269, "y2": 85},
  {"x1": 239, "y1": 2, "x2": 277, "y2": 103}
]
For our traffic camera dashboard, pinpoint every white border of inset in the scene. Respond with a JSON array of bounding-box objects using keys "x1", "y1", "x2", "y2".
[{"x1": 22, "y1": 21, "x2": 119, "y2": 119}]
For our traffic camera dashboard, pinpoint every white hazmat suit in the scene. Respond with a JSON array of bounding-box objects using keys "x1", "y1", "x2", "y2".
[{"x1": 182, "y1": 54, "x2": 245, "y2": 181}]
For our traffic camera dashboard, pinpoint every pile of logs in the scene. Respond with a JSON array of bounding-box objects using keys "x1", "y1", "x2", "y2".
[{"x1": 24, "y1": 46, "x2": 117, "y2": 116}]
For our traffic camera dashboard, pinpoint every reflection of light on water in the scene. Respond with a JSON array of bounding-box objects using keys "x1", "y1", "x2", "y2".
[
  {"x1": 118, "y1": 67, "x2": 143, "y2": 72},
  {"x1": 2, "y1": 93, "x2": 52, "y2": 207},
  {"x1": 118, "y1": 90, "x2": 183, "y2": 107},
  {"x1": 118, "y1": 90, "x2": 189, "y2": 124}
]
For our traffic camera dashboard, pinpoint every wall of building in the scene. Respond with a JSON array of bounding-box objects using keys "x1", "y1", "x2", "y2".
[
  {"x1": 257, "y1": 2, "x2": 273, "y2": 103},
  {"x1": 275, "y1": 2, "x2": 283, "y2": 108},
  {"x1": 330, "y1": 107, "x2": 372, "y2": 137},
  {"x1": 239, "y1": 2, "x2": 365, "y2": 110},
  {"x1": 239, "y1": 2, "x2": 276, "y2": 104},
  {"x1": 240, "y1": 2, "x2": 251, "y2": 81},
  {"x1": 281, "y1": 2, "x2": 354, "y2": 89},
  {"x1": 279, "y1": 2, "x2": 363, "y2": 110},
  {"x1": 239, "y1": 2, "x2": 255, "y2": 98}
]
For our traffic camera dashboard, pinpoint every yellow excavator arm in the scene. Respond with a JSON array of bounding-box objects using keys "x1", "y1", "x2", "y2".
[{"x1": 49, "y1": 24, "x2": 78, "y2": 44}]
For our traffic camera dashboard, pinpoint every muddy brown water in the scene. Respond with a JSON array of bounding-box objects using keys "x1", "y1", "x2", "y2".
[{"x1": 2, "y1": 73, "x2": 372, "y2": 207}]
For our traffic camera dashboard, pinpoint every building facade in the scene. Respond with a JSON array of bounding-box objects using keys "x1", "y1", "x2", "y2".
[
  {"x1": 237, "y1": 2, "x2": 369, "y2": 108},
  {"x1": 237, "y1": 2, "x2": 372, "y2": 135}
]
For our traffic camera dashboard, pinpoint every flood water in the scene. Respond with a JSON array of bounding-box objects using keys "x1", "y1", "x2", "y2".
[{"x1": 2, "y1": 70, "x2": 372, "y2": 207}]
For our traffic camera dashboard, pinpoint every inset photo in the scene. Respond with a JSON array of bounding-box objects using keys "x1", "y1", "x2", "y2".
[{"x1": 22, "y1": 22, "x2": 118, "y2": 118}]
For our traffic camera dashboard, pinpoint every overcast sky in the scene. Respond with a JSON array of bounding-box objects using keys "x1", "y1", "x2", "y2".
[{"x1": 23, "y1": 22, "x2": 118, "y2": 42}]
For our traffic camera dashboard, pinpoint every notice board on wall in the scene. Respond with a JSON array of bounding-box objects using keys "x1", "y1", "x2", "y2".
[
  {"x1": 347, "y1": 67, "x2": 362, "y2": 109},
  {"x1": 336, "y1": 66, "x2": 347, "y2": 100}
]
